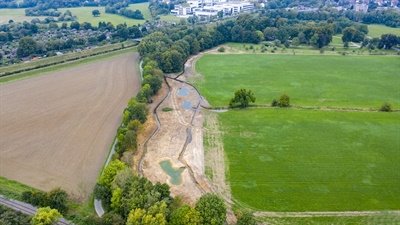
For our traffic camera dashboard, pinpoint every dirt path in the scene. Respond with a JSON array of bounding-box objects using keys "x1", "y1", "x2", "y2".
[{"x1": 0, "y1": 52, "x2": 141, "y2": 200}]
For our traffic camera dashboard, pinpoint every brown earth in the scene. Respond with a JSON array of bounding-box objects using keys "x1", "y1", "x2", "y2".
[{"x1": 0, "y1": 52, "x2": 140, "y2": 200}]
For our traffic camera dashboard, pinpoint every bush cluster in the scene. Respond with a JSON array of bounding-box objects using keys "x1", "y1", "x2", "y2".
[{"x1": 21, "y1": 188, "x2": 68, "y2": 214}]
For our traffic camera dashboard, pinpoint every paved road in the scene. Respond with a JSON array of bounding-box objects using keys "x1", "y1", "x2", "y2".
[{"x1": 0, "y1": 195, "x2": 73, "y2": 225}]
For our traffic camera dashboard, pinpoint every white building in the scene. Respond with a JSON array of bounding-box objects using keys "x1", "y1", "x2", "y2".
[
  {"x1": 171, "y1": 4, "x2": 193, "y2": 16},
  {"x1": 171, "y1": 0, "x2": 255, "y2": 19}
]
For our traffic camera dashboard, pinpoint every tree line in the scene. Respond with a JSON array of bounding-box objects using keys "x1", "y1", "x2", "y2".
[
  {"x1": 262, "y1": 8, "x2": 400, "y2": 28},
  {"x1": 137, "y1": 13, "x2": 357, "y2": 73},
  {"x1": 105, "y1": 3, "x2": 145, "y2": 20}
]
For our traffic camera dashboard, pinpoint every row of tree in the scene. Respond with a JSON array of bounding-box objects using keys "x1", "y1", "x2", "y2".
[
  {"x1": 262, "y1": 8, "x2": 400, "y2": 28},
  {"x1": 106, "y1": 6, "x2": 145, "y2": 20},
  {"x1": 21, "y1": 188, "x2": 69, "y2": 214},
  {"x1": 138, "y1": 13, "x2": 340, "y2": 74}
]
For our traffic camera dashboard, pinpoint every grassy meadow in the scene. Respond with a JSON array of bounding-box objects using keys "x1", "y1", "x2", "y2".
[
  {"x1": 367, "y1": 24, "x2": 400, "y2": 38},
  {"x1": 0, "y1": 8, "x2": 45, "y2": 24},
  {"x1": 218, "y1": 109, "x2": 400, "y2": 211},
  {"x1": 60, "y1": 2, "x2": 150, "y2": 26},
  {"x1": 195, "y1": 54, "x2": 400, "y2": 109}
]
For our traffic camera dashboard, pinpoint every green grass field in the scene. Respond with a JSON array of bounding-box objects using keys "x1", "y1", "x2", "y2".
[
  {"x1": 0, "y1": 8, "x2": 45, "y2": 24},
  {"x1": 218, "y1": 109, "x2": 400, "y2": 211},
  {"x1": 195, "y1": 54, "x2": 400, "y2": 109},
  {"x1": 60, "y1": 2, "x2": 150, "y2": 26},
  {"x1": 368, "y1": 24, "x2": 400, "y2": 38}
]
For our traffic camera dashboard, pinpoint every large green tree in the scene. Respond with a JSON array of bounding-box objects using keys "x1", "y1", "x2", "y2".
[
  {"x1": 229, "y1": 89, "x2": 256, "y2": 108},
  {"x1": 195, "y1": 194, "x2": 226, "y2": 225},
  {"x1": 17, "y1": 37, "x2": 37, "y2": 58},
  {"x1": 99, "y1": 159, "x2": 127, "y2": 188}
]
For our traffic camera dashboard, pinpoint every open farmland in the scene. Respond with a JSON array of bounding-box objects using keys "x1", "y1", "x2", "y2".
[
  {"x1": 195, "y1": 54, "x2": 400, "y2": 109},
  {"x1": 367, "y1": 24, "x2": 400, "y2": 38},
  {"x1": 217, "y1": 109, "x2": 400, "y2": 211},
  {"x1": 0, "y1": 52, "x2": 141, "y2": 199},
  {"x1": 59, "y1": 2, "x2": 150, "y2": 26}
]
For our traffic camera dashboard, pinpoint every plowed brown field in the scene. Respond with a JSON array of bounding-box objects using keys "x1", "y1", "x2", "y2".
[{"x1": 0, "y1": 52, "x2": 140, "y2": 199}]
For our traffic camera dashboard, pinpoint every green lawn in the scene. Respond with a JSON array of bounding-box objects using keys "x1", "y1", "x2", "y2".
[
  {"x1": 0, "y1": 8, "x2": 45, "y2": 24},
  {"x1": 218, "y1": 109, "x2": 400, "y2": 211},
  {"x1": 368, "y1": 24, "x2": 400, "y2": 38},
  {"x1": 195, "y1": 54, "x2": 400, "y2": 109},
  {"x1": 60, "y1": 3, "x2": 150, "y2": 26}
]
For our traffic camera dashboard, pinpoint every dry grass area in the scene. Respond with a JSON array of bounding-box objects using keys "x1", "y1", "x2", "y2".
[{"x1": 0, "y1": 52, "x2": 141, "y2": 200}]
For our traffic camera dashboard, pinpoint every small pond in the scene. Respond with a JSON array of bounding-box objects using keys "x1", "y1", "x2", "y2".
[
  {"x1": 182, "y1": 100, "x2": 192, "y2": 110},
  {"x1": 159, "y1": 160, "x2": 185, "y2": 185},
  {"x1": 177, "y1": 87, "x2": 189, "y2": 96}
]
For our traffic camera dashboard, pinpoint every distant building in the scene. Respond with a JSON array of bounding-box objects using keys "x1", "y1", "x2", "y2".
[
  {"x1": 171, "y1": 4, "x2": 193, "y2": 16},
  {"x1": 171, "y1": 0, "x2": 254, "y2": 19},
  {"x1": 354, "y1": 0, "x2": 369, "y2": 11}
]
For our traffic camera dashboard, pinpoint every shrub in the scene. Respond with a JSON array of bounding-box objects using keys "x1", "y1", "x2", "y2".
[
  {"x1": 46, "y1": 188, "x2": 68, "y2": 214},
  {"x1": 162, "y1": 107, "x2": 173, "y2": 112},
  {"x1": 217, "y1": 47, "x2": 225, "y2": 52},
  {"x1": 22, "y1": 188, "x2": 68, "y2": 214},
  {"x1": 380, "y1": 103, "x2": 392, "y2": 112},
  {"x1": 236, "y1": 211, "x2": 257, "y2": 225},
  {"x1": 271, "y1": 99, "x2": 279, "y2": 107}
]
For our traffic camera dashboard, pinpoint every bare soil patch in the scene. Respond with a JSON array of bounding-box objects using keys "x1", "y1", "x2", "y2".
[
  {"x1": 0, "y1": 53, "x2": 141, "y2": 200},
  {"x1": 142, "y1": 78, "x2": 210, "y2": 204}
]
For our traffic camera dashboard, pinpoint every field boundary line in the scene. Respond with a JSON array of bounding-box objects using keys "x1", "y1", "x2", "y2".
[{"x1": 254, "y1": 210, "x2": 400, "y2": 218}]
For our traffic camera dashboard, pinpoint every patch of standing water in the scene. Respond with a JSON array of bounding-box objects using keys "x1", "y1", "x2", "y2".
[
  {"x1": 177, "y1": 87, "x2": 189, "y2": 96},
  {"x1": 182, "y1": 100, "x2": 192, "y2": 110},
  {"x1": 159, "y1": 160, "x2": 185, "y2": 185}
]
